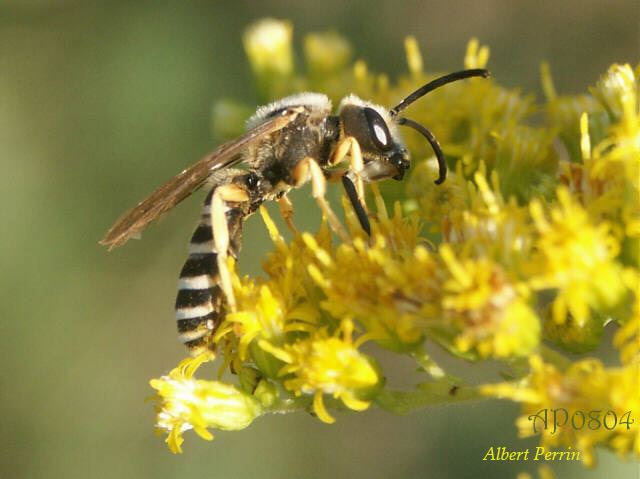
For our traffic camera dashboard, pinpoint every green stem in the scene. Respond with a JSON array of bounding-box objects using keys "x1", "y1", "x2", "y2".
[
  {"x1": 411, "y1": 348, "x2": 446, "y2": 378},
  {"x1": 375, "y1": 381, "x2": 487, "y2": 415},
  {"x1": 265, "y1": 395, "x2": 312, "y2": 415}
]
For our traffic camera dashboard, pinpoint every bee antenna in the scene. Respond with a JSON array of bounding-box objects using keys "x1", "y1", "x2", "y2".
[
  {"x1": 397, "y1": 117, "x2": 447, "y2": 184},
  {"x1": 390, "y1": 69, "x2": 490, "y2": 117}
]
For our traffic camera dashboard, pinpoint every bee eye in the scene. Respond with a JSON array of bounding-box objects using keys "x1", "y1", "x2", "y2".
[{"x1": 363, "y1": 107, "x2": 392, "y2": 150}]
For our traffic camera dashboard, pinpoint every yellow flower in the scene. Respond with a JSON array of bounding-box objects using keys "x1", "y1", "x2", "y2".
[
  {"x1": 406, "y1": 160, "x2": 468, "y2": 235},
  {"x1": 243, "y1": 18, "x2": 294, "y2": 99},
  {"x1": 304, "y1": 31, "x2": 352, "y2": 74},
  {"x1": 259, "y1": 206, "x2": 333, "y2": 304},
  {"x1": 150, "y1": 376, "x2": 262, "y2": 454},
  {"x1": 147, "y1": 19, "x2": 640, "y2": 457},
  {"x1": 592, "y1": 64, "x2": 638, "y2": 128},
  {"x1": 589, "y1": 65, "x2": 640, "y2": 262},
  {"x1": 217, "y1": 283, "x2": 288, "y2": 362},
  {"x1": 451, "y1": 167, "x2": 533, "y2": 265},
  {"x1": 529, "y1": 187, "x2": 625, "y2": 325},
  {"x1": 215, "y1": 208, "x2": 323, "y2": 370},
  {"x1": 259, "y1": 320, "x2": 380, "y2": 424},
  {"x1": 483, "y1": 356, "x2": 640, "y2": 466},
  {"x1": 439, "y1": 245, "x2": 539, "y2": 358},
  {"x1": 304, "y1": 214, "x2": 443, "y2": 351},
  {"x1": 553, "y1": 65, "x2": 640, "y2": 254},
  {"x1": 243, "y1": 18, "x2": 293, "y2": 76}
]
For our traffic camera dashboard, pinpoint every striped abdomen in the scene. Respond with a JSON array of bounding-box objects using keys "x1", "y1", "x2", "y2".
[{"x1": 175, "y1": 187, "x2": 248, "y2": 354}]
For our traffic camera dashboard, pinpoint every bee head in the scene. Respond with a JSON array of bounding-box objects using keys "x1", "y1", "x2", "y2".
[
  {"x1": 338, "y1": 97, "x2": 410, "y2": 181},
  {"x1": 338, "y1": 69, "x2": 490, "y2": 185}
]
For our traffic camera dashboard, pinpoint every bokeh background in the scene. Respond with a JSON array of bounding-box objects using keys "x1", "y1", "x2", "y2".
[{"x1": 1, "y1": 1, "x2": 638, "y2": 478}]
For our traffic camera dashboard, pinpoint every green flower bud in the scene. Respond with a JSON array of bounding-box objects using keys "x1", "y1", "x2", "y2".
[{"x1": 304, "y1": 32, "x2": 352, "y2": 75}]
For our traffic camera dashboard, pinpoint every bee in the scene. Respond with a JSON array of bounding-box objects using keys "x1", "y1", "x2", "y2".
[{"x1": 101, "y1": 68, "x2": 489, "y2": 355}]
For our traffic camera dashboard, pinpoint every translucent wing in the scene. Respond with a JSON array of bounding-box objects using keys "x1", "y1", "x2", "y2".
[{"x1": 100, "y1": 109, "x2": 300, "y2": 250}]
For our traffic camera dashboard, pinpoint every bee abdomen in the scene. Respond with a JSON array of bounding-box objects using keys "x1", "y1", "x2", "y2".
[
  {"x1": 175, "y1": 246, "x2": 223, "y2": 347},
  {"x1": 175, "y1": 185, "x2": 249, "y2": 354},
  {"x1": 175, "y1": 193, "x2": 223, "y2": 351}
]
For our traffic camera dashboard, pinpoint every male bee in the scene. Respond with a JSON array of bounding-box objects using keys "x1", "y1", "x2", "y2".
[{"x1": 101, "y1": 68, "x2": 489, "y2": 354}]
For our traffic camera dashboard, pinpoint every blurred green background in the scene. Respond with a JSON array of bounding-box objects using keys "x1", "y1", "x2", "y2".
[{"x1": 1, "y1": 1, "x2": 638, "y2": 478}]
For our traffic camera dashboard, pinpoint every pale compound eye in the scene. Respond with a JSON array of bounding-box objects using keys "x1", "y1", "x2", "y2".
[
  {"x1": 373, "y1": 123, "x2": 388, "y2": 146},
  {"x1": 364, "y1": 107, "x2": 392, "y2": 151}
]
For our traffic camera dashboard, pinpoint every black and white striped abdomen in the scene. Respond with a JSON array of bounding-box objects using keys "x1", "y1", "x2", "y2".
[{"x1": 175, "y1": 190, "x2": 225, "y2": 353}]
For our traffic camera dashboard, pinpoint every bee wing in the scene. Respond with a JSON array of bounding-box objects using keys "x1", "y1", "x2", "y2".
[{"x1": 100, "y1": 109, "x2": 300, "y2": 250}]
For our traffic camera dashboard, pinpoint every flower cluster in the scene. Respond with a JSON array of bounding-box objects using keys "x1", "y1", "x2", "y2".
[
  {"x1": 150, "y1": 18, "x2": 639, "y2": 468},
  {"x1": 483, "y1": 356, "x2": 639, "y2": 467}
]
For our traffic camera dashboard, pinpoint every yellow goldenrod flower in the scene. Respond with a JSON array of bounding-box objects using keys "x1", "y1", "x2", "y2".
[
  {"x1": 217, "y1": 283, "x2": 288, "y2": 361},
  {"x1": 483, "y1": 356, "x2": 640, "y2": 466},
  {"x1": 439, "y1": 245, "x2": 539, "y2": 358},
  {"x1": 451, "y1": 167, "x2": 533, "y2": 265},
  {"x1": 259, "y1": 206, "x2": 333, "y2": 304},
  {"x1": 243, "y1": 18, "x2": 293, "y2": 76},
  {"x1": 592, "y1": 64, "x2": 638, "y2": 128},
  {"x1": 260, "y1": 319, "x2": 380, "y2": 423},
  {"x1": 150, "y1": 376, "x2": 262, "y2": 453},
  {"x1": 549, "y1": 65, "x2": 639, "y2": 259},
  {"x1": 304, "y1": 214, "x2": 443, "y2": 351},
  {"x1": 528, "y1": 187, "x2": 625, "y2": 325},
  {"x1": 304, "y1": 31, "x2": 352, "y2": 75},
  {"x1": 243, "y1": 18, "x2": 294, "y2": 99},
  {"x1": 589, "y1": 65, "x2": 640, "y2": 265},
  {"x1": 170, "y1": 351, "x2": 215, "y2": 379},
  {"x1": 148, "y1": 20, "x2": 640, "y2": 460},
  {"x1": 215, "y1": 209, "x2": 324, "y2": 370},
  {"x1": 406, "y1": 160, "x2": 468, "y2": 235}
]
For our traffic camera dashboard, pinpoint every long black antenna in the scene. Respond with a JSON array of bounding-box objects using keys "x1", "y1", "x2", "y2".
[
  {"x1": 390, "y1": 69, "x2": 490, "y2": 117},
  {"x1": 342, "y1": 174, "x2": 371, "y2": 235},
  {"x1": 397, "y1": 117, "x2": 447, "y2": 184}
]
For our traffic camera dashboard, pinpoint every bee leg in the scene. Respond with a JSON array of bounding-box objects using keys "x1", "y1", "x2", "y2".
[
  {"x1": 277, "y1": 194, "x2": 298, "y2": 234},
  {"x1": 293, "y1": 157, "x2": 349, "y2": 242},
  {"x1": 324, "y1": 168, "x2": 348, "y2": 182},
  {"x1": 330, "y1": 138, "x2": 371, "y2": 235},
  {"x1": 342, "y1": 174, "x2": 371, "y2": 236},
  {"x1": 210, "y1": 184, "x2": 249, "y2": 312},
  {"x1": 330, "y1": 136, "x2": 366, "y2": 207}
]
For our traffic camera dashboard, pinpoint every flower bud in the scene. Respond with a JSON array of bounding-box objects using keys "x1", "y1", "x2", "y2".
[
  {"x1": 592, "y1": 64, "x2": 636, "y2": 123},
  {"x1": 304, "y1": 32, "x2": 352, "y2": 75},
  {"x1": 150, "y1": 377, "x2": 262, "y2": 453},
  {"x1": 243, "y1": 18, "x2": 293, "y2": 100}
]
